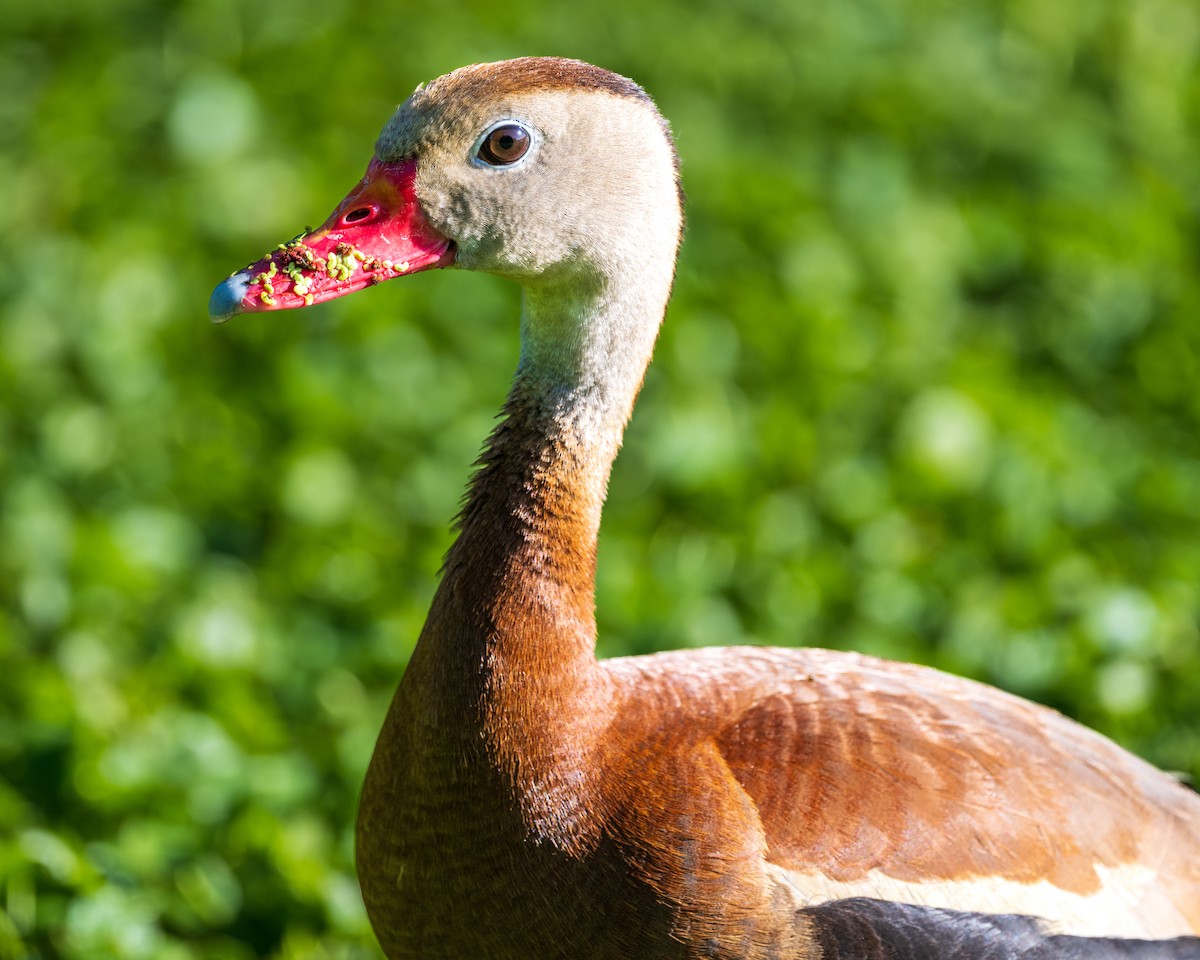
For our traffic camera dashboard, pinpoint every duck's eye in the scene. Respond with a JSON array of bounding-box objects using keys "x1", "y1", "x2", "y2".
[{"x1": 478, "y1": 124, "x2": 530, "y2": 166}]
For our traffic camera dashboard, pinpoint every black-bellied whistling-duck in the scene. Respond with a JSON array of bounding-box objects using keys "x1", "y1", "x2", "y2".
[{"x1": 210, "y1": 57, "x2": 1200, "y2": 960}]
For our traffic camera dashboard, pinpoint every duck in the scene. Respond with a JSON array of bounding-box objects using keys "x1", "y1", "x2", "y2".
[{"x1": 210, "y1": 57, "x2": 1200, "y2": 960}]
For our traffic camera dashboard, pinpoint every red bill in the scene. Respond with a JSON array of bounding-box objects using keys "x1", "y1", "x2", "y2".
[{"x1": 209, "y1": 157, "x2": 455, "y2": 323}]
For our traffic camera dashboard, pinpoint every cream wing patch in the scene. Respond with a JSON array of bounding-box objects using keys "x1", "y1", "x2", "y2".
[{"x1": 769, "y1": 861, "x2": 1193, "y2": 940}]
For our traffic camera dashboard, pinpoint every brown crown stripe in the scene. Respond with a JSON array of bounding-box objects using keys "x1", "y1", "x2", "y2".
[{"x1": 432, "y1": 57, "x2": 652, "y2": 104}]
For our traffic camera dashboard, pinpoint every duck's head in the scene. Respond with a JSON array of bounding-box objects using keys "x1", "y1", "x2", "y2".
[{"x1": 209, "y1": 58, "x2": 682, "y2": 324}]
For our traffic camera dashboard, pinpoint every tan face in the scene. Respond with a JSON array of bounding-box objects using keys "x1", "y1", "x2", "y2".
[
  {"x1": 376, "y1": 70, "x2": 681, "y2": 285},
  {"x1": 209, "y1": 58, "x2": 681, "y2": 332}
]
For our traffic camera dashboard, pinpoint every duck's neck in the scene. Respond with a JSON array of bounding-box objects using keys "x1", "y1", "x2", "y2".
[
  {"x1": 401, "y1": 269, "x2": 668, "y2": 841},
  {"x1": 439, "y1": 383, "x2": 609, "y2": 681},
  {"x1": 430, "y1": 268, "x2": 668, "y2": 681}
]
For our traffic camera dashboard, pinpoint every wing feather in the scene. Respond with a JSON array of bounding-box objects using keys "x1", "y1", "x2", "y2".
[{"x1": 603, "y1": 646, "x2": 1200, "y2": 938}]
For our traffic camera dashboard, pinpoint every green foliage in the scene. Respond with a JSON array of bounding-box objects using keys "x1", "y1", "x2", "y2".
[{"x1": 2, "y1": 0, "x2": 1198, "y2": 955}]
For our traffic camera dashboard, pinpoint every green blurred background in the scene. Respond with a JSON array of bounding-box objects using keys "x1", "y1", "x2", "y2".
[{"x1": 3, "y1": 0, "x2": 1199, "y2": 956}]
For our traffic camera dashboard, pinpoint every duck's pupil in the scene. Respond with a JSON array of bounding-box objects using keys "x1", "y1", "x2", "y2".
[{"x1": 498, "y1": 135, "x2": 514, "y2": 149}]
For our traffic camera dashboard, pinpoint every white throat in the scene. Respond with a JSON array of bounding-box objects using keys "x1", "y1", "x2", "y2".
[{"x1": 515, "y1": 191, "x2": 680, "y2": 463}]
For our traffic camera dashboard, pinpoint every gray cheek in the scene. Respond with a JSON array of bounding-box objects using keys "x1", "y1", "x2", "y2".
[
  {"x1": 414, "y1": 181, "x2": 474, "y2": 249},
  {"x1": 418, "y1": 166, "x2": 571, "y2": 279}
]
